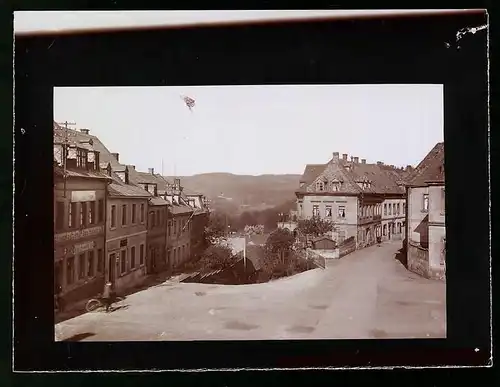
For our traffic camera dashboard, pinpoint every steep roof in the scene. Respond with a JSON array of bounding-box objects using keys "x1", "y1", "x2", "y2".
[
  {"x1": 297, "y1": 156, "x2": 409, "y2": 196},
  {"x1": 107, "y1": 171, "x2": 152, "y2": 198},
  {"x1": 406, "y1": 142, "x2": 445, "y2": 186}
]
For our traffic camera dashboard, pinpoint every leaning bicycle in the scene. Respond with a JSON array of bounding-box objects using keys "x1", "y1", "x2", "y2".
[{"x1": 85, "y1": 294, "x2": 124, "y2": 312}]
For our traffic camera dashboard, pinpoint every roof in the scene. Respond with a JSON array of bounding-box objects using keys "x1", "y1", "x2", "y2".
[
  {"x1": 108, "y1": 183, "x2": 152, "y2": 198},
  {"x1": 297, "y1": 156, "x2": 409, "y2": 196},
  {"x1": 168, "y1": 204, "x2": 194, "y2": 215},
  {"x1": 406, "y1": 143, "x2": 445, "y2": 186},
  {"x1": 54, "y1": 165, "x2": 110, "y2": 181},
  {"x1": 149, "y1": 196, "x2": 169, "y2": 206},
  {"x1": 312, "y1": 236, "x2": 336, "y2": 243}
]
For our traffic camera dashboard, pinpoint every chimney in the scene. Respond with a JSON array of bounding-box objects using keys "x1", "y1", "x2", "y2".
[
  {"x1": 148, "y1": 167, "x2": 155, "y2": 175},
  {"x1": 361, "y1": 159, "x2": 366, "y2": 164},
  {"x1": 353, "y1": 157, "x2": 359, "y2": 164},
  {"x1": 406, "y1": 165, "x2": 413, "y2": 172},
  {"x1": 376, "y1": 161, "x2": 383, "y2": 165},
  {"x1": 332, "y1": 152, "x2": 340, "y2": 162},
  {"x1": 111, "y1": 153, "x2": 119, "y2": 162},
  {"x1": 79, "y1": 128, "x2": 90, "y2": 135},
  {"x1": 124, "y1": 167, "x2": 130, "y2": 185},
  {"x1": 342, "y1": 153, "x2": 348, "y2": 161},
  {"x1": 129, "y1": 165, "x2": 135, "y2": 170}
]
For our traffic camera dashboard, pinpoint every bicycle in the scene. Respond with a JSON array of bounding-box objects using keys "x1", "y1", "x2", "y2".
[{"x1": 85, "y1": 294, "x2": 125, "y2": 312}]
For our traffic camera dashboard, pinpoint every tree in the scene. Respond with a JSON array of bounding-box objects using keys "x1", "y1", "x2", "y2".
[
  {"x1": 197, "y1": 244, "x2": 236, "y2": 273},
  {"x1": 264, "y1": 228, "x2": 296, "y2": 264},
  {"x1": 203, "y1": 212, "x2": 228, "y2": 245},
  {"x1": 297, "y1": 217, "x2": 334, "y2": 238}
]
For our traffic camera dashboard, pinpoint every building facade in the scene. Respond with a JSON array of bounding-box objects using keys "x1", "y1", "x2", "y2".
[
  {"x1": 295, "y1": 152, "x2": 410, "y2": 249},
  {"x1": 406, "y1": 143, "x2": 445, "y2": 280},
  {"x1": 104, "y1": 166, "x2": 150, "y2": 293},
  {"x1": 53, "y1": 126, "x2": 110, "y2": 307}
]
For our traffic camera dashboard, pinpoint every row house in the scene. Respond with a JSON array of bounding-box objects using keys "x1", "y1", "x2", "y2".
[
  {"x1": 129, "y1": 167, "x2": 170, "y2": 275},
  {"x1": 53, "y1": 126, "x2": 110, "y2": 307},
  {"x1": 295, "y1": 152, "x2": 410, "y2": 249},
  {"x1": 54, "y1": 125, "x2": 210, "y2": 300},
  {"x1": 103, "y1": 164, "x2": 150, "y2": 293},
  {"x1": 405, "y1": 142, "x2": 445, "y2": 280},
  {"x1": 164, "y1": 178, "x2": 195, "y2": 268}
]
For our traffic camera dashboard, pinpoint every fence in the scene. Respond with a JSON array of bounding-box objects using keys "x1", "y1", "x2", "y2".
[
  {"x1": 305, "y1": 248, "x2": 326, "y2": 269},
  {"x1": 339, "y1": 236, "x2": 356, "y2": 258}
]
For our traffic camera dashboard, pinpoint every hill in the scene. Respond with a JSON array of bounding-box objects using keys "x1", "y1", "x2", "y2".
[{"x1": 165, "y1": 173, "x2": 301, "y2": 214}]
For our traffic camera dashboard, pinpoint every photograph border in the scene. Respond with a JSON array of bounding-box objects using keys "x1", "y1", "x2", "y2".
[{"x1": 13, "y1": 10, "x2": 490, "y2": 371}]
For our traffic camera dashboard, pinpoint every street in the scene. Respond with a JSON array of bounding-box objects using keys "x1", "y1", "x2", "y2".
[{"x1": 55, "y1": 241, "x2": 446, "y2": 341}]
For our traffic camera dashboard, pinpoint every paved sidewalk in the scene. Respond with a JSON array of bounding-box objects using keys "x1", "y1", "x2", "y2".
[{"x1": 55, "y1": 241, "x2": 446, "y2": 341}]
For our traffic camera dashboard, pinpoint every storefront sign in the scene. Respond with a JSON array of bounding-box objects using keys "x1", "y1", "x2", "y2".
[
  {"x1": 71, "y1": 190, "x2": 96, "y2": 203},
  {"x1": 55, "y1": 225, "x2": 104, "y2": 244},
  {"x1": 74, "y1": 241, "x2": 96, "y2": 255}
]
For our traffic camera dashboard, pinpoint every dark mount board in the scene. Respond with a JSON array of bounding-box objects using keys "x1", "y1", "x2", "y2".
[{"x1": 14, "y1": 11, "x2": 489, "y2": 371}]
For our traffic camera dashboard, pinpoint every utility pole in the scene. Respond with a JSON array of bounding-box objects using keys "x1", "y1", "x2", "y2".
[{"x1": 55, "y1": 121, "x2": 76, "y2": 198}]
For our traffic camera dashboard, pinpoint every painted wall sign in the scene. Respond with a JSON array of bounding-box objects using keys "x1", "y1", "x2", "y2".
[
  {"x1": 74, "y1": 240, "x2": 96, "y2": 254},
  {"x1": 55, "y1": 225, "x2": 104, "y2": 244},
  {"x1": 71, "y1": 190, "x2": 96, "y2": 202}
]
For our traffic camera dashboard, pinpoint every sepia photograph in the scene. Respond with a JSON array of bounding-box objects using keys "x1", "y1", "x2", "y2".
[
  {"x1": 53, "y1": 84, "x2": 446, "y2": 342},
  {"x1": 14, "y1": 8, "x2": 490, "y2": 371}
]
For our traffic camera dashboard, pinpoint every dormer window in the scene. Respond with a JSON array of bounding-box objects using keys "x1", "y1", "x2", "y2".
[
  {"x1": 331, "y1": 179, "x2": 342, "y2": 192},
  {"x1": 316, "y1": 181, "x2": 325, "y2": 192},
  {"x1": 76, "y1": 148, "x2": 87, "y2": 169}
]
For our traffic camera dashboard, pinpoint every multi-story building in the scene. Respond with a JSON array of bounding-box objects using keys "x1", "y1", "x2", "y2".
[
  {"x1": 165, "y1": 178, "x2": 195, "y2": 268},
  {"x1": 129, "y1": 167, "x2": 170, "y2": 275},
  {"x1": 405, "y1": 142, "x2": 445, "y2": 280},
  {"x1": 295, "y1": 152, "x2": 410, "y2": 249},
  {"x1": 53, "y1": 124, "x2": 110, "y2": 307},
  {"x1": 104, "y1": 165, "x2": 150, "y2": 293}
]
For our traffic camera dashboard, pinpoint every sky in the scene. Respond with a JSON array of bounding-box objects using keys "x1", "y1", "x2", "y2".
[{"x1": 54, "y1": 85, "x2": 443, "y2": 176}]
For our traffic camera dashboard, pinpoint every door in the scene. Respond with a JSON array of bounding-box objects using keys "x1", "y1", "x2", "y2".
[{"x1": 108, "y1": 253, "x2": 116, "y2": 283}]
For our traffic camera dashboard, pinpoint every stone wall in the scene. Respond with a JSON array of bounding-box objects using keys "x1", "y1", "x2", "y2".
[{"x1": 408, "y1": 242, "x2": 429, "y2": 278}]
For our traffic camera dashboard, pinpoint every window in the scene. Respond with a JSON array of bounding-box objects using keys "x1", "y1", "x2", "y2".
[
  {"x1": 131, "y1": 246, "x2": 136, "y2": 269},
  {"x1": 317, "y1": 181, "x2": 324, "y2": 191},
  {"x1": 182, "y1": 220, "x2": 186, "y2": 233},
  {"x1": 97, "y1": 249, "x2": 103, "y2": 273},
  {"x1": 392, "y1": 223, "x2": 396, "y2": 234},
  {"x1": 68, "y1": 202, "x2": 77, "y2": 228},
  {"x1": 78, "y1": 253, "x2": 86, "y2": 279},
  {"x1": 312, "y1": 205, "x2": 320, "y2": 217},
  {"x1": 140, "y1": 244, "x2": 144, "y2": 265},
  {"x1": 98, "y1": 199, "x2": 104, "y2": 223},
  {"x1": 157, "y1": 211, "x2": 161, "y2": 228},
  {"x1": 388, "y1": 204, "x2": 392, "y2": 215},
  {"x1": 121, "y1": 204, "x2": 127, "y2": 226},
  {"x1": 174, "y1": 220, "x2": 177, "y2": 235},
  {"x1": 168, "y1": 221, "x2": 172, "y2": 237},
  {"x1": 80, "y1": 202, "x2": 87, "y2": 227},
  {"x1": 325, "y1": 206, "x2": 332, "y2": 217},
  {"x1": 383, "y1": 224, "x2": 387, "y2": 236},
  {"x1": 76, "y1": 148, "x2": 87, "y2": 168},
  {"x1": 89, "y1": 201, "x2": 96, "y2": 224},
  {"x1": 173, "y1": 248, "x2": 177, "y2": 264},
  {"x1": 178, "y1": 220, "x2": 182, "y2": 234},
  {"x1": 87, "y1": 250, "x2": 94, "y2": 277},
  {"x1": 140, "y1": 203, "x2": 145, "y2": 223},
  {"x1": 338, "y1": 206, "x2": 346, "y2": 218},
  {"x1": 392, "y1": 203, "x2": 396, "y2": 215},
  {"x1": 111, "y1": 205, "x2": 116, "y2": 228},
  {"x1": 66, "y1": 256, "x2": 75, "y2": 285},
  {"x1": 423, "y1": 194, "x2": 429, "y2": 212},
  {"x1": 55, "y1": 202, "x2": 65, "y2": 231},
  {"x1": 384, "y1": 203, "x2": 387, "y2": 215},
  {"x1": 441, "y1": 188, "x2": 445, "y2": 213},
  {"x1": 177, "y1": 247, "x2": 181, "y2": 262},
  {"x1": 396, "y1": 203, "x2": 400, "y2": 215},
  {"x1": 403, "y1": 203, "x2": 406, "y2": 214},
  {"x1": 132, "y1": 203, "x2": 137, "y2": 223},
  {"x1": 120, "y1": 250, "x2": 127, "y2": 274},
  {"x1": 182, "y1": 245, "x2": 185, "y2": 259}
]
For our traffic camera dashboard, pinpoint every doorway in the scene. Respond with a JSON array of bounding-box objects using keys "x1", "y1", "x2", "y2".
[{"x1": 108, "y1": 253, "x2": 116, "y2": 283}]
